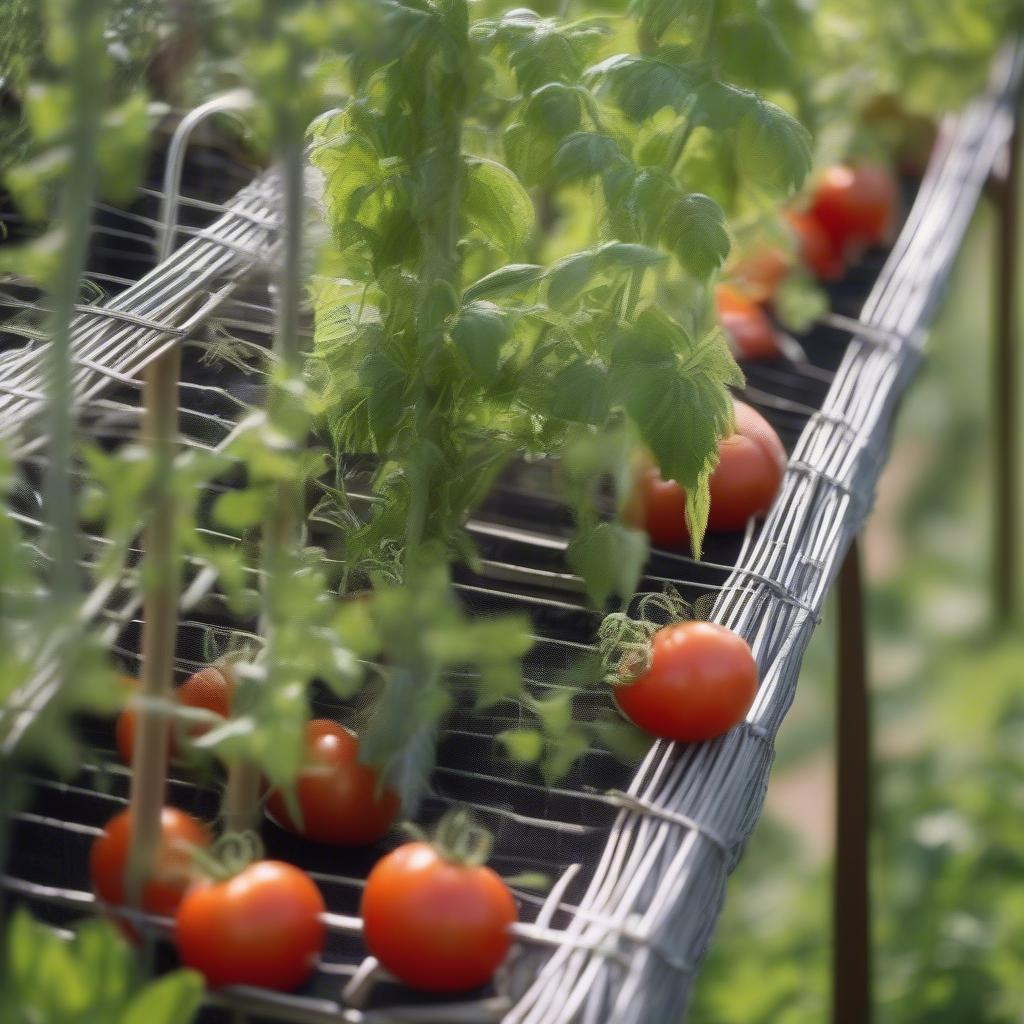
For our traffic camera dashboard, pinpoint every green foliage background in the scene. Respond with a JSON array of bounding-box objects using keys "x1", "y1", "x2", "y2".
[{"x1": 691, "y1": 185, "x2": 1024, "y2": 1022}]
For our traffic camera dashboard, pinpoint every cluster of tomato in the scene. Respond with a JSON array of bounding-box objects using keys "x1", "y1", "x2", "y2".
[
  {"x1": 620, "y1": 165, "x2": 900, "y2": 755},
  {"x1": 632, "y1": 162, "x2": 899, "y2": 551},
  {"x1": 717, "y1": 163, "x2": 900, "y2": 362},
  {"x1": 85, "y1": 163, "x2": 899, "y2": 1001},
  {"x1": 95, "y1": 675, "x2": 513, "y2": 995}
]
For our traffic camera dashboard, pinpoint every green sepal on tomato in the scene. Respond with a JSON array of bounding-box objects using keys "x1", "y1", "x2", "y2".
[
  {"x1": 361, "y1": 810, "x2": 517, "y2": 993},
  {"x1": 629, "y1": 400, "x2": 787, "y2": 549},
  {"x1": 615, "y1": 621, "x2": 758, "y2": 743},
  {"x1": 265, "y1": 719, "x2": 400, "y2": 846}
]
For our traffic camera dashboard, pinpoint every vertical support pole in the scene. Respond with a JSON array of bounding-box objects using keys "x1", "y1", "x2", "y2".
[
  {"x1": 993, "y1": 121, "x2": 1020, "y2": 626},
  {"x1": 833, "y1": 537, "x2": 871, "y2": 1024}
]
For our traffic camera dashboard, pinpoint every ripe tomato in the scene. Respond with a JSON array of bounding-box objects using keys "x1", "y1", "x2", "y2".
[
  {"x1": 265, "y1": 720, "x2": 399, "y2": 846},
  {"x1": 785, "y1": 210, "x2": 844, "y2": 281},
  {"x1": 630, "y1": 401, "x2": 786, "y2": 545},
  {"x1": 715, "y1": 284, "x2": 781, "y2": 361},
  {"x1": 808, "y1": 164, "x2": 898, "y2": 256},
  {"x1": 706, "y1": 400, "x2": 786, "y2": 533},
  {"x1": 727, "y1": 246, "x2": 790, "y2": 305},
  {"x1": 175, "y1": 860, "x2": 326, "y2": 991},
  {"x1": 615, "y1": 621, "x2": 758, "y2": 742},
  {"x1": 628, "y1": 466, "x2": 689, "y2": 549},
  {"x1": 361, "y1": 841, "x2": 517, "y2": 993},
  {"x1": 115, "y1": 665, "x2": 235, "y2": 765},
  {"x1": 90, "y1": 807, "x2": 210, "y2": 919},
  {"x1": 177, "y1": 665, "x2": 235, "y2": 738}
]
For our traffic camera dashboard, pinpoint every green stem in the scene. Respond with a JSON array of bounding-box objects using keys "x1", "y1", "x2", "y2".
[
  {"x1": 45, "y1": 0, "x2": 107, "y2": 608},
  {"x1": 223, "y1": 118, "x2": 305, "y2": 833}
]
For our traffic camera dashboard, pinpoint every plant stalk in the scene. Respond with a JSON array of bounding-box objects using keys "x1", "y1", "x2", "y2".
[
  {"x1": 45, "y1": 0, "x2": 107, "y2": 610},
  {"x1": 222, "y1": 125, "x2": 305, "y2": 832}
]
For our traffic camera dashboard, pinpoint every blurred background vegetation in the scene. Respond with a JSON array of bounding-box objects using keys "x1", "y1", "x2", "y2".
[{"x1": 692, "y1": 184, "x2": 1024, "y2": 1022}]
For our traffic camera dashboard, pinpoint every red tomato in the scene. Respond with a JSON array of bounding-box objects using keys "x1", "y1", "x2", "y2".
[
  {"x1": 628, "y1": 466, "x2": 689, "y2": 549},
  {"x1": 115, "y1": 665, "x2": 235, "y2": 766},
  {"x1": 808, "y1": 164, "x2": 898, "y2": 257},
  {"x1": 265, "y1": 720, "x2": 399, "y2": 846},
  {"x1": 630, "y1": 401, "x2": 786, "y2": 545},
  {"x1": 175, "y1": 860, "x2": 326, "y2": 991},
  {"x1": 90, "y1": 807, "x2": 210, "y2": 920},
  {"x1": 715, "y1": 284, "x2": 781, "y2": 361},
  {"x1": 706, "y1": 400, "x2": 786, "y2": 533},
  {"x1": 361, "y1": 841, "x2": 517, "y2": 993},
  {"x1": 615, "y1": 621, "x2": 758, "y2": 742},
  {"x1": 727, "y1": 246, "x2": 790, "y2": 304},
  {"x1": 785, "y1": 210, "x2": 845, "y2": 281}
]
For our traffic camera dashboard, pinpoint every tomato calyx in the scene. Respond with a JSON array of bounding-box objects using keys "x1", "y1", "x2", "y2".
[
  {"x1": 405, "y1": 808, "x2": 494, "y2": 869},
  {"x1": 598, "y1": 590, "x2": 694, "y2": 685},
  {"x1": 188, "y1": 830, "x2": 265, "y2": 883}
]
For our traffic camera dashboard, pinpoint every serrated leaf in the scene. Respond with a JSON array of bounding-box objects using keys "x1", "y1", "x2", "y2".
[
  {"x1": 463, "y1": 263, "x2": 544, "y2": 302},
  {"x1": 587, "y1": 53, "x2": 699, "y2": 121},
  {"x1": 660, "y1": 192, "x2": 730, "y2": 279},
  {"x1": 609, "y1": 310, "x2": 737, "y2": 494},
  {"x1": 463, "y1": 157, "x2": 535, "y2": 253},
  {"x1": 497, "y1": 728, "x2": 544, "y2": 764},
  {"x1": 735, "y1": 99, "x2": 812, "y2": 196},
  {"x1": 450, "y1": 301, "x2": 510, "y2": 385},
  {"x1": 359, "y1": 349, "x2": 409, "y2": 449},
  {"x1": 546, "y1": 358, "x2": 611, "y2": 424},
  {"x1": 552, "y1": 131, "x2": 622, "y2": 184},
  {"x1": 567, "y1": 521, "x2": 649, "y2": 607},
  {"x1": 685, "y1": 465, "x2": 712, "y2": 560}
]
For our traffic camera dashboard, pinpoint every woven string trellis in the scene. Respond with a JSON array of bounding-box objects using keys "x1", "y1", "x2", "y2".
[{"x1": 0, "y1": 42, "x2": 1020, "y2": 1024}]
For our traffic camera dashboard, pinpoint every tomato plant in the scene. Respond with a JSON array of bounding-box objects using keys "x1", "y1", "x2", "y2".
[
  {"x1": 265, "y1": 719, "x2": 399, "y2": 846},
  {"x1": 361, "y1": 813, "x2": 517, "y2": 993},
  {"x1": 90, "y1": 807, "x2": 210, "y2": 919},
  {"x1": 716, "y1": 284, "x2": 782, "y2": 361},
  {"x1": 615, "y1": 621, "x2": 758, "y2": 742},
  {"x1": 175, "y1": 860, "x2": 326, "y2": 991},
  {"x1": 808, "y1": 164, "x2": 899, "y2": 258}
]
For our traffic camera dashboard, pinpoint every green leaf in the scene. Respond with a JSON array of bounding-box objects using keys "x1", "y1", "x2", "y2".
[
  {"x1": 567, "y1": 521, "x2": 648, "y2": 607},
  {"x1": 121, "y1": 971, "x2": 205, "y2": 1024},
  {"x1": 213, "y1": 489, "x2": 265, "y2": 532},
  {"x1": 552, "y1": 131, "x2": 622, "y2": 184},
  {"x1": 609, "y1": 309, "x2": 740, "y2": 492},
  {"x1": 660, "y1": 192, "x2": 730, "y2": 279},
  {"x1": 463, "y1": 157, "x2": 535, "y2": 253},
  {"x1": 450, "y1": 301, "x2": 510, "y2": 385},
  {"x1": 463, "y1": 263, "x2": 544, "y2": 302},
  {"x1": 632, "y1": 0, "x2": 704, "y2": 41},
  {"x1": 590, "y1": 712, "x2": 652, "y2": 764},
  {"x1": 547, "y1": 251, "x2": 598, "y2": 307},
  {"x1": 546, "y1": 358, "x2": 611, "y2": 424},
  {"x1": 541, "y1": 728, "x2": 592, "y2": 784},
  {"x1": 587, "y1": 53, "x2": 699, "y2": 121},
  {"x1": 735, "y1": 99, "x2": 813, "y2": 196},
  {"x1": 497, "y1": 728, "x2": 544, "y2": 764},
  {"x1": 503, "y1": 120, "x2": 557, "y2": 186},
  {"x1": 359, "y1": 349, "x2": 409, "y2": 449},
  {"x1": 524, "y1": 83, "x2": 582, "y2": 137},
  {"x1": 533, "y1": 691, "x2": 575, "y2": 735}
]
